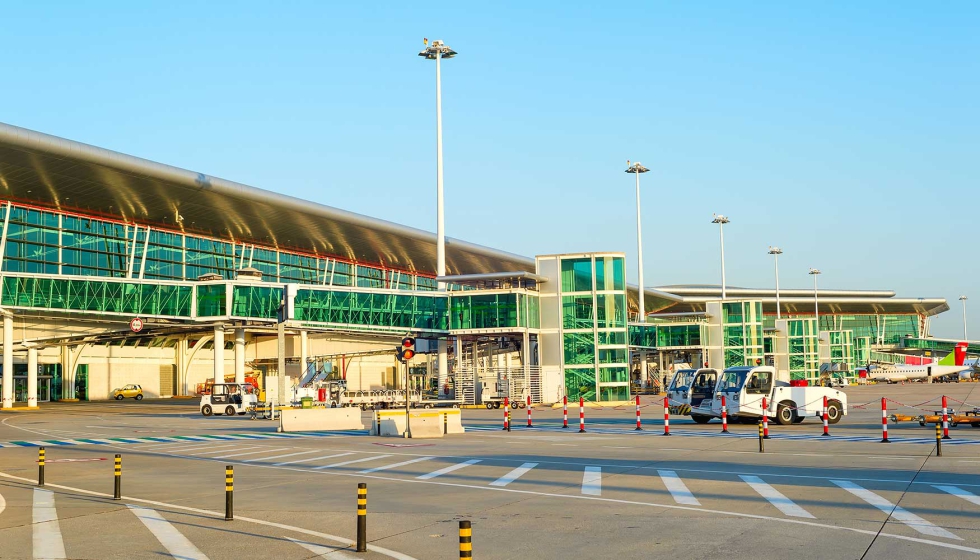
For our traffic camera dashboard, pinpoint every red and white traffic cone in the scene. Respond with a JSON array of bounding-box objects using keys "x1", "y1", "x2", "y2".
[
  {"x1": 880, "y1": 397, "x2": 890, "y2": 443},
  {"x1": 562, "y1": 395, "x2": 568, "y2": 429},
  {"x1": 578, "y1": 396, "x2": 586, "y2": 433},
  {"x1": 822, "y1": 395, "x2": 830, "y2": 437},
  {"x1": 721, "y1": 395, "x2": 729, "y2": 433},
  {"x1": 762, "y1": 397, "x2": 770, "y2": 439},
  {"x1": 663, "y1": 397, "x2": 670, "y2": 436},
  {"x1": 503, "y1": 397, "x2": 510, "y2": 431},
  {"x1": 635, "y1": 395, "x2": 642, "y2": 431},
  {"x1": 942, "y1": 395, "x2": 951, "y2": 440},
  {"x1": 527, "y1": 395, "x2": 532, "y2": 428}
]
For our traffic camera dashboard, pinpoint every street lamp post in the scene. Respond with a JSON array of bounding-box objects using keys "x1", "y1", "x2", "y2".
[
  {"x1": 960, "y1": 296, "x2": 968, "y2": 340},
  {"x1": 419, "y1": 38, "x2": 457, "y2": 397},
  {"x1": 626, "y1": 161, "x2": 650, "y2": 322},
  {"x1": 809, "y1": 268, "x2": 822, "y2": 330},
  {"x1": 712, "y1": 215, "x2": 730, "y2": 299},
  {"x1": 768, "y1": 247, "x2": 783, "y2": 319}
]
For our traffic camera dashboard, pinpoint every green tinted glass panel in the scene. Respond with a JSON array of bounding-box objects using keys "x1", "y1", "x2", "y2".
[
  {"x1": 594, "y1": 256, "x2": 625, "y2": 291},
  {"x1": 598, "y1": 366, "x2": 628, "y2": 383},
  {"x1": 232, "y1": 285, "x2": 282, "y2": 319},
  {"x1": 560, "y1": 258, "x2": 593, "y2": 292},
  {"x1": 598, "y1": 348, "x2": 627, "y2": 364},
  {"x1": 598, "y1": 385, "x2": 628, "y2": 401},
  {"x1": 2, "y1": 276, "x2": 191, "y2": 317},
  {"x1": 600, "y1": 331, "x2": 628, "y2": 346},
  {"x1": 563, "y1": 332, "x2": 595, "y2": 365},
  {"x1": 450, "y1": 293, "x2": 518, "y2": 330},
  {"x1": 197, "y1": 284, "x2": 226, "y2": 317},
  {"x1": 595, "y1": 294, "x2": 626, "y2": 329},
  {"x1": 564, "y1": 368, "x2": 596, "y2": 401},
  {"x1": 562, "y1": 296, "x2": 594, "y2": 330}
]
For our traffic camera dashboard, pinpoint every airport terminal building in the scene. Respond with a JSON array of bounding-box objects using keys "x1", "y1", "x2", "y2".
[{"x1": 0, "y1": 122, "x2": 961, "y2": 408}]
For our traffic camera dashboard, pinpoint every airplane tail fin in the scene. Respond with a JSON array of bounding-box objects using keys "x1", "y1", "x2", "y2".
[{"x1": 938, "y1": 342, "x2": 968, "y2": 366}]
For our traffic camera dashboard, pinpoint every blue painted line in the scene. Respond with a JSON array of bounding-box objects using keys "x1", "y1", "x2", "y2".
[
  {"x1": 43, "y1": 440, "x2": 74, "y2": 445},
  {"x1": 10, "y1": 441, "x2": 36, "y2": 447}
]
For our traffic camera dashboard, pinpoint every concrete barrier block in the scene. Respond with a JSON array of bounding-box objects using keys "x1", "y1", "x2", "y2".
[
  {"x1": 408, "y1": 414, "x2": 444, "y2": 439},
  {"x1": 443, "y1": 410, "x2": 465, "y2": 434},
  {"x1": 280, "y1": 408, "x2": 366, "y2": 433}
]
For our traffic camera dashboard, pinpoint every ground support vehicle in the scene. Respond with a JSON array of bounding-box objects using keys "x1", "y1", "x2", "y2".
[
  {"x1": 293, "y1": 380, "x2": 422, "y2": 409},
  {"x1": 111, "y1": 384, "x2": 143, "y2": 400},
  {"x1": 666, "y1": 368, "x2": 719, "y2": 424},
  {"x1": 200, "y1": 383, "x2": 258, "y2": 416},
  {"x1": 709, "y1": 366, "x2": 847, "y2": 425}
]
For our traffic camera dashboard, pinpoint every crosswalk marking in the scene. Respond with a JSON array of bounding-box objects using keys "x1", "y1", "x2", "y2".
[
  {"x1": 490, "y1": 462, "x2": 538, "y2": 487},
  {"x1": 274, "y1": 452, "x2": 354, "y2": 467},
  {"x1": 33, "y1": 488, "x2": 66, "y2": 559},
  {"x1": 0, "y1": 490, "x2": 5, "y2": 516},
  {"x1": 740, "y1": 475, "x2": 814, "y2": 518},
  {"x1": 933, "y1": 485, "x2": 980, "y2": 507},
  {"x1": 581, "y1": 467, "x2": 602, "y2": 496},
  {"x1": 187, "y1": 445, "x2": 264, "y2": 456},
  {"x1": 417, "y1": 459, "x2": 482, "y2": 480},
  {"x1": 244, "y1": 450, "x2": 317, "y2": 463},
  {"x1": 658, "y1": 470, "x2": 700, "y2": 506},
  {"x1": 832, "y1": 480, "x2": 961, "y2": 540},
  {"x1": 129, "y1": 505, "x2": 210, "y2": 560},
  {"x1": 287, "y1": 537, "x2": 358, "y2": 559},
  {"x1": 313, "y1": 455, "x2": 394, "y2": 470},
  {"x1": 358, "y1": 456, "x2": 435, "y2": 474},
  {"x1": 210, "y1": 447, "x2": 291, "y2": 459}
]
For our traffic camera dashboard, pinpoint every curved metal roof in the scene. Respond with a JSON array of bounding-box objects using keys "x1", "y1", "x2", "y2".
[{"x1": 0, "y1": 121, "x2": 534, "y2": 276}]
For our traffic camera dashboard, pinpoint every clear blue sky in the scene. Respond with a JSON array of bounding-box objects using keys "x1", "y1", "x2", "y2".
[{"x1": 1, "y1": 2, "x2": 977, "y2": 338}]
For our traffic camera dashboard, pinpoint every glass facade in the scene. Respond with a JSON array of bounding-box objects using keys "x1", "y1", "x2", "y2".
[
  {"x1": 293, "y1": 288, "x2": 448, "y2": 332},
  {"x1": 784, "y1": 318, "x2": 819, "y2": 381},
  {"x1": 629, "y1": 323, "x2": 703, "y2": 349},
  {"x1": 2, "y1": 276, "x2": 192, "y2": 318},
  {"x1": 721, "y1": 301, "x2": 764, "y2": 367},
  {"x1": 763, "y1": 313, "x2": 920, "y2": 345},
  {"x1": 0, "y1": 202, "x2": 437, "y2": 291},
  {"x1": 902, "y1": 338, "x2": 980, "y2": 355},
  {"x1": 559, "y1": 255, "x2": 629, "y2": 402}
]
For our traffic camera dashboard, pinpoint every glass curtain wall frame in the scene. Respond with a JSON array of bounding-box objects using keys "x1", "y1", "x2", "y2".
[
  {"x1": 558, "y1": 254, "x2": 629, "y2": 402},
  {"x1": 721, "y1": 301, "x2": 764, "y2": 368},
  {"x1": 0, "y1": 201, "x2": 437, "y2": 291},
  {"x1": 826, "y1": 330, "x2": 855, "y2": 379},
  {"x1": 783, "y1": 318, "x2": 819, "y2": 382}
]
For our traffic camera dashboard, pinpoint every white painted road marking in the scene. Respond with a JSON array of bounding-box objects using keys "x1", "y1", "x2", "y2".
[
  {"x1": 314, "y1": 455, "x2": 394, "y2": 470},
  {"x1": 740, "y1": 475, "x2": 814, "y2": 518},
  {"x1": 0, "y1": 489, "x2": 5, "y2": 516},
  {"x1": 658, "y1": 470, "x2": 700, "y2": 506},
  {"x1": 417, "y1": 459, "x2": 482, "y2": 480},
  {"x1": 187, "y1": 445, "x2": 264, "y2": 456},
  {"x1": 358, "y1": 456, "x2": 435, "y2": 474},
  {"x1": 129, "y1": 505, "x2": 210, "y2": 560},
  {"x1": 210, "y1": 447, "x2": 290, "y2": 459},
  {"x1": 582, "y1": 467, "x2": 601, "y2": 496},
  {"x1": 244, "y1": 450, "x2": 317, "y2": 463},
  {"x1": 33, "y1": 488, "x2": 66, "y2": 559},
  {"x1": 490, "y1": 463, "x2": 538, "y2": 487},
  {"x1": 287, "y1": 536, "x2": 358, "y2": 559},
  {"x1": 832, "y1": 480, "x2": 960, "y2": 540},
  {"x1": 933, "y1": 485, "x2": 980, "y2": 507},
  {"x1": 274, "y1": 452, "x2": 354, "y2": 466}
]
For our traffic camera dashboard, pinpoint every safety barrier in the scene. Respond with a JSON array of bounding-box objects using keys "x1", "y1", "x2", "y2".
[
  {"x1": 663, "y1": 397, "x2": 670, "y2": 436},
  {"x1": 881, "y1": 398, "x2": 890, "y2": 443},
  {"x1": 721, "y1": 396, "x2": 729, "y2": 433},
  {"x1": 459, "y1": 520, "x2": 473, "y2": 559},
  {"x1": 562, "y1": 396, "x2": 568, "y2": 429},
  {"x1": 225, "y1": 465, "x2": 234, "y2": 520},
  {"x1": 280, "y1": 408, "x2": 366, "y2": 432},
  {"x1": 635, "y1": 395, "x2": 642, "y2": 431},
  {"x1": 38, "y1": 446, "x2": 45, "y2": 487},
  {"x1": 942, "y1": 396, "x2": 951, "y2": 440},
  {"x1": 527, "y1": 395, "x2": 533, "y2": 428},
  {"x1": 114, "y1": 454, "x2": 122, "y2": 500},
  {"x1": 579, "y1": 397, "x2": 586, "y2": 433},
  {"x1": 356, "y1": 483, "x2": 367, "y2": 552},
  {"x1": 762, "y1": 397, "x2": 770, "y2": 440}
]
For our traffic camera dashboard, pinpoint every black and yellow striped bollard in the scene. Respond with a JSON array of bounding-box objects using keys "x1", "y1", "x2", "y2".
[
  {"x1": 758, "y1": 422, "x2": 765, "y2": 453},
  {"x1": 936, "y1": 423, "x2": 943, "y2": 457},
  {"x1": 356, "y1": 483, "x2": 367, "y2": 552},
  {"x1": 225, "y1": 465, "x2": 234, "y2": 520},
  {"x1": 113, "y1": 454, "x2": 121, "y2": 500},
  {"x1": 38, "y1": 446, "x2": 45, "y2": 487},
  {"x1": 459, "y1": 520, "x2": 472, "y2": 559}
]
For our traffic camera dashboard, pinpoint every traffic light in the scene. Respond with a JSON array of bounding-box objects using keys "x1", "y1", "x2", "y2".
[{"x1": 396, "y1": 336, "x2": 416, "y2": 363}]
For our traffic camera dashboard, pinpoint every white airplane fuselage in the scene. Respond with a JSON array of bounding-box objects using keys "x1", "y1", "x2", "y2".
[{"x1": 869, "y1": 364, "x2": 966, "y2": 383}]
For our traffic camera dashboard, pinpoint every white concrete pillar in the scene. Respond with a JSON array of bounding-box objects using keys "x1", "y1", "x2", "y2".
[
  {"x1": 27, "y1": 347, "x2": 37, "y2": 408},
  {"x1": 300, "y1": 330, "x2": 309, "y2": 378},
  {"x1": 234, "y1": 328, "x2": 245, "y2": 384},
  {"x1": 176, "y1": 338, "x2": 187, "y2": 396},
  {"x1": 2, "y1": 314, "x2": 12, "y2": 408},
  {"x1": 213, "y1": 325, "x2": 224, "y2": 384},
  {"x1": 641, "y1": 353, "x2": 648, "y2": 387}
]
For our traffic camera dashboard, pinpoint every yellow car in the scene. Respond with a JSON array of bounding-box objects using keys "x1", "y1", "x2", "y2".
[{"x1": 111, "y1": 384, "x2": 144, "y2": 400}]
